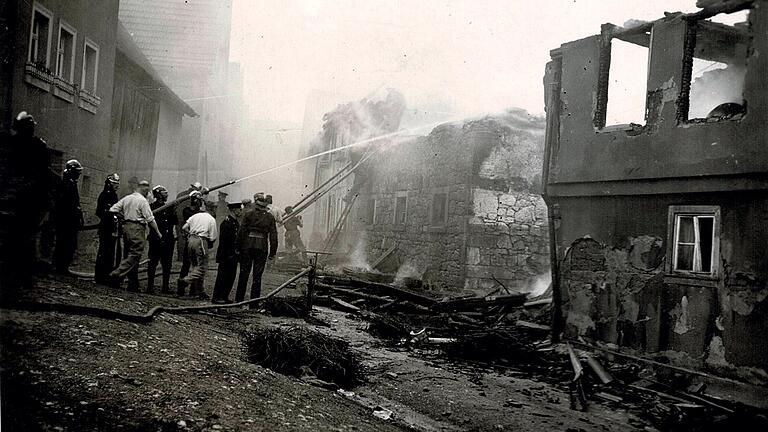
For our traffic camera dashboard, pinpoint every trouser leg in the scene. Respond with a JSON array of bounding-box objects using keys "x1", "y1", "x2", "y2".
[
  {"x1": 184, "y1": 236, "x2": 207, "y2": 297},
  {"x1": 249, "y1": 249, "x2": 268, "y2": 304},
  {"x1": 111, "y1": 224, "x2": 146, "y2": 286},
  {"x1": 160, "y1": 241, "x2": 174, "y2": 292},
  {"x1": 95, "y1": 232, "x2": 116, "y2": 284},
  {"x1": 147, "y1": 242, "x2": 160, "y2": 292},
  {"x1": 235, "y1": 250, "x2": 253, "y2": 302},
  {"x1": 54, "y1": 227, "x2": 78, "y2": 273},
  {"x1": 213, "y1": 259, "x2": 237, "y2": 301}
]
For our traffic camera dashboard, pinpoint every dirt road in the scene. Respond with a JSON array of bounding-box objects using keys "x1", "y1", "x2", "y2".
[{"x1": 0, "y1": 269, "x2": 651, "y2": 431}]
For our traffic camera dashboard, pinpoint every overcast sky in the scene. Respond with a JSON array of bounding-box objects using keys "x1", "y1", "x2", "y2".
[{"x1": 230, "y1": 0, "x2": 701, "y2": 125}]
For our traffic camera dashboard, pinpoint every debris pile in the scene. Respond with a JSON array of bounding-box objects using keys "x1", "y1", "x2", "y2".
[
  {"x1": 313, "y1": 272, "x2": 554, "y2": 368},
  {"x1": 241, "y1": 324, "x2": 364, "y2": 389}
]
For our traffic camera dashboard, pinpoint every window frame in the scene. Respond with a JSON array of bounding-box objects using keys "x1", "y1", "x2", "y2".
[
  {"x1": 394, "y1": 191, "x2": 408, "y2": 226},
  {"x1": 55, "y1": 20, "x2": 77, "y2": 83},
  {"x1": 595, "y1": 27, "x2": 653, "y2": 130},
  {"x1": 81, "y1": 38, "x2": 100, "y2": 93},
  {"x1": 666, "y1": 205, "x2": 721, "y2": 280},
  {"x1": 28, "y1": 2, "x2": 53, "y2": 68},
  {"x1": 430, "y1": 188, "x2": 449, "y2": 227}
]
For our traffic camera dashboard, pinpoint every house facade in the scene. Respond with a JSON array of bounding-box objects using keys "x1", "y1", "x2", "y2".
[
  {"x1": 352, "y1": 111, "x2": 550, "y2": 295},
  {"x1": 2, "y1": 0, "x2": 120, "y2": 213},
  {"x1": 543, "y1": 0, "x2": 768, "y2": 381}
]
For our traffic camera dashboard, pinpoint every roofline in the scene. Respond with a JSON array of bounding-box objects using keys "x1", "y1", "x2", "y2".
[{"x1": 115, "y1": 21, "x2": 198, "y2": 117}]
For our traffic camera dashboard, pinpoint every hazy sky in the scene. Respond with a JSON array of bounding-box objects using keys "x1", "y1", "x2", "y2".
[{"x1": 230, "y1": 0, "x2": 701, "y2": 124}]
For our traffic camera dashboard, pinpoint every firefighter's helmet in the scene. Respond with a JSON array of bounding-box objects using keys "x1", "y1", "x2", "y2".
[
  {"x1": 65, "y1": 159, "x2": 83, "y2": 172},
  {"x1": 106, "y1": 173, "x2": 120, "y2": 185}
]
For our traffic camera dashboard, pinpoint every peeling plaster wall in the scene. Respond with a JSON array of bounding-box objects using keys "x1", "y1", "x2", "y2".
[
  {"x1": 554, "y1": 193, "x2": 768, "y2": 381},
  {"x1": 353, "y1": 112, "x2": 549, "y2": 295},
  {"x1": 545, "y1": 3, "x2": 768, "y2": 380}
]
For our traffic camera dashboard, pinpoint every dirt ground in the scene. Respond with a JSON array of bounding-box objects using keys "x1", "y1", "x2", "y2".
[{"x1": 0, "y1": 265, "x2": 652, "y2": 431}]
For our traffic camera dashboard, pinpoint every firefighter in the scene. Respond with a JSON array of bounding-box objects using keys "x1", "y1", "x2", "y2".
[
  {"x1": 235, "y1": 193, "x2": 278, "y2": 306},
  {"x1": 211, "y1": 202, "x2": 242, "y2": 304},
  {"x1": 180, "y1": 206, "x2": 218, "y2": 299},
  {"x1": 94, "y1": 173, "x2": 120, "y2": 285},
  {"x1": 1, "y1": 111, "x2": 54, "y2": 294},
  {"x1": 283, "y1": 206, "x2": 306, "y2": 263},
  {"x1": 109, "y1": 180, "x2": 162, "y2": 291},
  {"x1": 147, "y1": 185, "x2": 178, "y2": 294},
  {"x1": 177, "y1": 190, "x2": 204, "y2": 296},
  {"x1": 175, "y1": 182, "x2": 206, "y2": 260},
  {"x1": 53, "y1": 159, "x2": 84, "y2": 274}
]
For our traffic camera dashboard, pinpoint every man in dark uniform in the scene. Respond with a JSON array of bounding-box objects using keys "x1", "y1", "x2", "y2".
[
  {"x1": 147, "y1": 185, "x2": 178, "y2": 294},
  {"x1": 235, "y1": 193, "x2": 278, "y2": 306},
  {"x1": 177, "y1": 190, "x2": 203, "y2": 296},
  {"x1": 212, "y1": 202, "x2": 242, "y2": 304},
  {"x1": 0, "y1": 111, "x2": 55, "y2": 295},
  {"x1": 53, "y1": 159, "x2": 84, "y2": 274},
  {"x1": 94, "y1": 173, "x2": 120, "y2": 284}
]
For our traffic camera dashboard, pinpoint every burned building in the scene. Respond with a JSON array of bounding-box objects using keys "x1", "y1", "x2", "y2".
[
  {"x1": 543, "y1": 0, "x2": 768, "y2": 382},
  {"x1": 350, "y1": 110, "x2": 550, "y2": 295}
]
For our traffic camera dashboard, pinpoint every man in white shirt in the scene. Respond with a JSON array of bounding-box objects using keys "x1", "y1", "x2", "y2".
[
  {"x1": 108, "y1": 180, "x2": 162, "y2": 291},
  {"x1": 181, "y1": 210, "x2": 218, "y2": 299}
]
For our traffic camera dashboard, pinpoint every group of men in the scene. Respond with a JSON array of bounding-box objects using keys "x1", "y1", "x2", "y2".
[{"x1": 2, "y1": 110, "x2": 300, "y2": 306}]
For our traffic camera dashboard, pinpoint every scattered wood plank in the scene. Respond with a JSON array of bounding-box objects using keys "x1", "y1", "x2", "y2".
[
  {"x1": 431, "y1": 293, "x2": 527, "y2": 312},
  {"x1": 370, "y1": 244, "x2": 398, "y2": 271},
  {"x1": 515, "y1": 320, "x2": 551, "y2": 332}
]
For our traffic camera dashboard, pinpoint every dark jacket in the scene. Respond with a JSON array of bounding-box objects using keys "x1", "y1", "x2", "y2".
[
  {"x1": 55, "y1": 178, "x2": 83, "y2": 230},
  {"x1": 237, "y1": 207, "x2": 278, "y2": 257},
  {"x1": 216, "y1": 215, "x2": 239, "y2": 263},
  {"x1": 149, "y1": 201, "x2": 178, "y2": 244},
  {"x1": 175, "y1": 187, "x2": 195, "y2": 227},
  {"x1": 96, "y1": 187, "x2": 119, "y2": 235}
]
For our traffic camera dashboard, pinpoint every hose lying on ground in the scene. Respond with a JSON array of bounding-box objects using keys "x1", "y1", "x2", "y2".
[{"x1": 4, "y1": 268, "x2": 312, "y2": 324}]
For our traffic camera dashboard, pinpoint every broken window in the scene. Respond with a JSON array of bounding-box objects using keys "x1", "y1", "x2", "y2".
[
  {"x1": 55, "y1": 22, "x2": 76, "y2": 82},
  {"x1": 685, "y1": 9, "x2": 750, "y2": 121},
  {"x1": 28, "y1": 4, "x2": 52, "y2": 68},
  {"x1": 604, "y1": 37, "x2": 650, "y2": 126},
  {"x1": 431, "y1": 192, "x2": 447, "y2": 226},
  {"x1": 395, "y1": 193, "x2": 407, "y2": 225},
  {"x1": 668, "y1": 206, "x2": 720, "y2": 277}
]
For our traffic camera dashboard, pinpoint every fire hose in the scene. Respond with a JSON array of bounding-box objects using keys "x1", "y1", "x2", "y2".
[{"x1": 7, "y1": 267, "x2": 311, "y2": 323}]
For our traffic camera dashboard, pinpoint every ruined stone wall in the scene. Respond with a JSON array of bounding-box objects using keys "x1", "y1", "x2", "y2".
[
  {"x1": 467, "y1": 189, "x2": 549, "y2": 293},
  {"x1": 353, "y1": 124, "x2": 474, "y2": 292},
  {"x1": 555, "y1": 192, "x2": 768, "y2": 383},
  {"x1": 353, "y1": 111, "x2": 549, "y2": 295}
]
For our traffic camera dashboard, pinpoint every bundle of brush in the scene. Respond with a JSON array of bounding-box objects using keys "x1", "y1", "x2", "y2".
[
  {"x1": 444, "y1": 325, "x2": 537, "y2": 363},
  {"x1": 262, "y1": 296, "x2": 309, "y2": 318},
  {"x1": 241, "y1": 325, "x2": 364, "y2": 388}
]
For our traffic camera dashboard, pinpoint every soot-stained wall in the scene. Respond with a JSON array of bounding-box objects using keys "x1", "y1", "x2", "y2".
[{"x1": 544, "y1": 2, "x2": 768, "y2": 381}]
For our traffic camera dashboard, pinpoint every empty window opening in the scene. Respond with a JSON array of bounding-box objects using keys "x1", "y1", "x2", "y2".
[
  {"x1": 687, "y1": 9, "x2": 750, "y2": 121},
  {"x1": 56, "y1": 23, "x2": 76, "y2": 82},
  {"x1": 605, "y1": 38, "x2": 649, "y2": 126},
  {"x1": 395, "y1": 194, "x2": 407, "y2": 225},
  {"x1": 28, "y1": 5, "x2": 52, "y2": 67},
  {"x1": 81, "y1": 40, "x2": 99, "y2": 93},
  {"x1": 431, "y1": 192, "x2": 447, "y2": 226}
]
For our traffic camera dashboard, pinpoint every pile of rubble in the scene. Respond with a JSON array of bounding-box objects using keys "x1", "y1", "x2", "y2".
[{"x1": 309, "y1": 269, "x2": 768, "y2": 431}]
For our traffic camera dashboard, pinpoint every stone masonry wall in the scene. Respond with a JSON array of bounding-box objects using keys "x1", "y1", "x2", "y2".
[{"x1": 466, "y1": 189, "x2": 549, "y2": 293}]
